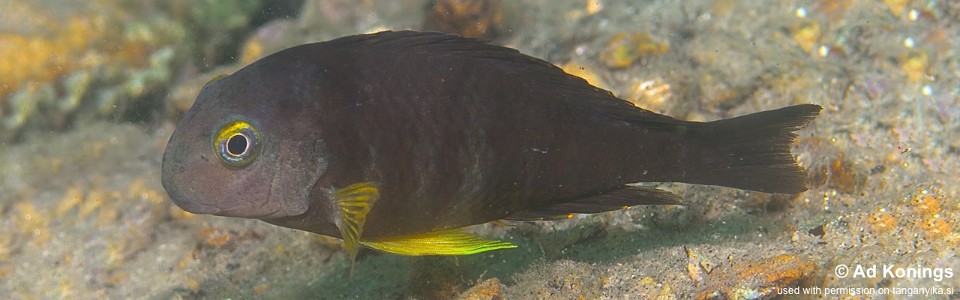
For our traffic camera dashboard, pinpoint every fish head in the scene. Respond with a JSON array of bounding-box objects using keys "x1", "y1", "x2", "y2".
[{"x1": 161, "y1": 64, "x2": 329, "y2": 220}]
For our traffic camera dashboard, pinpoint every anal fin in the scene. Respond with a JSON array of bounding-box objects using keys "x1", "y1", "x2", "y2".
[
  {"x1": 505, "y1": 186, "x2": 683, "y2": 221},
  {"x1": 360, "y1": 228, "x2": 516, "y2": 256}
]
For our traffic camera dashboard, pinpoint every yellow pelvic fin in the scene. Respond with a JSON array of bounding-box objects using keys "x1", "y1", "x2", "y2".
[
  {"x1": 360, "y1": 228, "x2": 516, "y2": 256},
  {"x1": 334, "y1": 182, "x2": 380, "y2": 260}
]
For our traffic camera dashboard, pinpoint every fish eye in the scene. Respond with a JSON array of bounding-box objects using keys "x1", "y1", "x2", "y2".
[
  {"x1": 214, "y1": 120, "x2": 261, "y2": 167},
  {"x1": 226, "y1": 134, "x2": 248, "y2": 156}
]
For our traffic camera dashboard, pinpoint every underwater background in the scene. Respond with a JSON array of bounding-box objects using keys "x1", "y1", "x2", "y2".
[{"x1": 1, "y1": 0, "x2": 958, "y2": 298}]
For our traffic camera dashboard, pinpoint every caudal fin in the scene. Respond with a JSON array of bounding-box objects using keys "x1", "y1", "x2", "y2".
[{"x1": 684, "y1": 104, "x2": 821, "y2": 194}]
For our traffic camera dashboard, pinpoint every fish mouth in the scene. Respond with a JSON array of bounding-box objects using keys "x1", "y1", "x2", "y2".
[
  {"x1": 166, "y1": 188, "x2": 221, "y2": 215},
  {"x1": 161, "y1": 152, "x2": 222, "y2": 215},
  {"x1": 172, "y1": 198, "x2": 221, "y2": 215},
  {"x1": 166, "y1": 187, "x2": 284, "y2": 219},
  {"x1": 224, "y1": 207, "x2": 284, "y2": 220}
]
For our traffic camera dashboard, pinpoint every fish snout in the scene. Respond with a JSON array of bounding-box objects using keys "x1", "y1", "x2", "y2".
[
  {"x1": 161, "y1": 147, "x2": 220, "y2": 215},
  {"x1": 161, "y1": 168, "x2": 220, "y2": 215}
]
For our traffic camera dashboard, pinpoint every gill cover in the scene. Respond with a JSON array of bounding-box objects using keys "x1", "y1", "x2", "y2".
[
  {"x1": 265, "y1": 136, "x2": 327, "y2": 217},
  {"x1": 215, "y1": 117, "x2": 326, "y2": 217}
]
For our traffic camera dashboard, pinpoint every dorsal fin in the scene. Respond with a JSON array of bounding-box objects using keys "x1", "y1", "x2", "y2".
[
  {"x1": 323, "y1": 30, "x2": 679, "y2": 125},
  {"x1": 505, "y1": 186, "x2": 683, "y2": 221}
]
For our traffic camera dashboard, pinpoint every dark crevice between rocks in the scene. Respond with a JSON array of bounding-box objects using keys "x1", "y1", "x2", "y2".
[{"x1": 192, "y1": 0, "x2": 306, "y2": 71}]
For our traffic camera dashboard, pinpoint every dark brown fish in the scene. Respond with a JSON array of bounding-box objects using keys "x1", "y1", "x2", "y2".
[{"x1": 161, "y1": 31, "x2": 820, "y2": 256}]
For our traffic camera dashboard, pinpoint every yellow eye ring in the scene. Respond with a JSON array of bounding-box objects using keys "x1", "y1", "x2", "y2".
[{"x1": 213, "y1": 120, "x2": 261, "y2": 166}]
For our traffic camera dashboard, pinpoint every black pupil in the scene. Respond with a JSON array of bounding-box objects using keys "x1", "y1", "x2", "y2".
[{"x1": 227, "y1": 134, "x2": 248, "y2": 156}]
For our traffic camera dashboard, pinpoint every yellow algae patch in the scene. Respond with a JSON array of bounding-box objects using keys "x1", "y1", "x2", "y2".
[
  {"x1": 13, "y1": 201, "x2": 51, "y2": 245},
  {"x1": 633, "y1": 276, "x2": 677, "y2": 299},
  {"x1": 0, "y1": 1, "x2": 183, "y2": 140},
  {"x1": 791, "y1": 21, "x2": 821, "y2": 54},
  {"x1": 425, "y1": 0, "x2": 506, "y2": 40},
  {"x1": 0, "y1": 264, "x2": 13, "y2": 278},
  {"x1": 627, "y1": 78, "x2": 672, "y2": 112},
  {"x1": 867, "y1": 210, "x2": 898, "y2": 234},
  {"x1": 105, "y1": 270, "x2": 129, "y2": 286},
  {"x1": 195, "y1": 226, "x2": 265, "y2": 250},
  {"x1": 905, "y1": 189, "x2": 956, "y2": 240},
  {"x1": 97, "y1": 191, "x2": 123, "y2": 225},
  {"x1": 457, "y1": 278, "x2": 506, "y2": 300},
  {"x1": 79, "y1": 189, "x2": 107, "y2": 218},
  {"x1": 106, "y1": 240, "x2": 129, "y2": 268},
  {"x1": 900, "y1": 51, "x2": 929, "y2": 82},
  {"x1": 697, "y1": 254, "x2": 816, "y2": 300},
  {"x1": 657, "y1": 283, "x2": 677, "y2": 299},
  {"x1": 0, "y1": 232, "x2": 12, "y2": 262},
  {"x1": 58, "y1": 278, "x2": 75, "y2": 299},
  {"x1": 803, "y1": 142, "x2": 866, "y2": 194},
  {"x1": 922, "y1": 219, "x2": 952, "y2": 239},
  {"x1": 51, "y1": 177, "x2": 166, "y2": 228},
  {"x1": 176, "y1": 250, "x2": 198, "y2": 270},
  {"x1": 197, "y1": 227, "x2": 234, "y2": 249},
  {"x1": 884, "y1": 0, "x2": 909, "y2": 16},
  {"x1": 56, "y1": 185, "x2": 86, "y2": 217},
  {"x1": 909, "y1": 193, "x2": 942, "y2": 217},
  {"x1": 814, "y1": 0, "x2": 854, "y2": 22},
  {"x1": 685, "y1": 246, "x2": 715, "y2": 283},
  {"x1": 184, "y1": 278, "x2": 201, "y2": 293},
  {"x1": 711, "y1": 0, "x2": 737, "y2": 18},
  {"x1": 126, "y1": 177, "x2": 167, "y2": 206},
  {"x1": 0, "y1": 13, "x2": 153, "y2": 97},
  {"x1": 598, "y1": 32, "x2": 669, "y2": 69},
  {"x1": 584, "y1": 0, "x2": 603, "y2": 15},
  {"x1": 83, "y1": 141, "x2": 107, "y2": 161},
  {"x1": 252, "y1": 283, "x2": 270, "y2": 295},
  {"x1": 34, "y1": 156, "x2": 64, "y2": 176},
  {"x1": 240, "y1": 35, "x2": 265, "y2": 65},
  {"x1": 561, "y1": 62, "x2": 608, "y2": 90}
]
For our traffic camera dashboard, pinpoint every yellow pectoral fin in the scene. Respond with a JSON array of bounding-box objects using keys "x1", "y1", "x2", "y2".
[
  {"x1": 334, "y1": 182, "x2": 380, "y2": 260},
  {"x1": 359, "y1": 229, "x2": 516, "y2": 256}
]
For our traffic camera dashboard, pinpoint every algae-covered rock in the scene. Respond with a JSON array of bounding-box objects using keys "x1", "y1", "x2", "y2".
[
  {"x1": 0, "y1": 0, "x2": 302, "y2": 142},
  {"x1": 0, "y1": 1, "x2": 188, "y2": 140}
]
